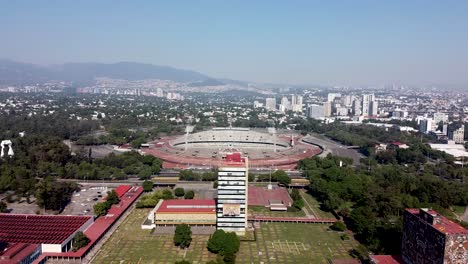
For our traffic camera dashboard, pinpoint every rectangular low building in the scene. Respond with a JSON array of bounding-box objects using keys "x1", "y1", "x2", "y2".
[
  {"x1": 154, "y1": 199, "x2": 216, "y2": 226},
  {"x1": 0, "y1": 214, "x2": 93, "y2": 253}
]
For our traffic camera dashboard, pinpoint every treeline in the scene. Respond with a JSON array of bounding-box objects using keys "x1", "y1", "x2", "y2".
[
  {"x1": 74, "y1": 122, "x2": 179, "y2": 148},
  {"x1": 296, "y1": 119, "x2": 466, "y2": 181},
  {"x1": 298, "y1": 155, "x2": 468, "y2": 255},
  {"x1": 0, "y1": 134, "x2": 162, "y2": 209},
  {"x1": 0, "y1": 112, "x2": 99, "y2": 140}
]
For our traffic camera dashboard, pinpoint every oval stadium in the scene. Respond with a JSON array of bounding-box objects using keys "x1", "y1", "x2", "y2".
[{"x1": 142, "y1": 127, "x2": 321, "y2": 169}]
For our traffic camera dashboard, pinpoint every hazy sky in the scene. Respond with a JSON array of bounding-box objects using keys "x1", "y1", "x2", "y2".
[{"x1": 1, "y1": 1, "x2": 467, "y2": 86}]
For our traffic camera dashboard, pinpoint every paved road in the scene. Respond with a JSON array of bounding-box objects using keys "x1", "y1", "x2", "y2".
[{"x1": 302, "y1": 134, "x2": 363, "y2": 165}]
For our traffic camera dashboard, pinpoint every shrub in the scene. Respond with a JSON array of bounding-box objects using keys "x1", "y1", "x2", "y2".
[
  {"x1": 330, "y1": 221, "x2": 347, "y2": 231},
  {"x1": 184, "y1": 190, "x2": 195, "y2": 199},
  {"x1": 174, "y1": 187, "x2": 185, "y2": 197}
]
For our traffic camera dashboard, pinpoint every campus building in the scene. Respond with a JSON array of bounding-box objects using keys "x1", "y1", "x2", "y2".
[
  {"x1": 401, "y1": 208, "x2": 467, "y2": 264},
  {"x1": 216, "y1": 153, "x2": 249, "y2": 235},
  {"x1": 152, "y1": 199, "x2": 216, "y2": 226},
  {"x1": 371, "y1": 208, "x2": 467, "y2": 264}
]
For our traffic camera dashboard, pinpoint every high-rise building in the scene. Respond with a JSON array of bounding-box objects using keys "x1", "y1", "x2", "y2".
[
  {"x1": 401, "y1": 208, "x2": 467, "y2": 264},
  {"x1": 217, "y1": 154, "x2": 248, "y2": 235},
  {"x1": 362, "y1": 94, "x2": 378, "y2": 117},
  {"x1": 434, "y1": 112, "x2": 449, "y2": 125},
  {"x1": 449, "y1": 125, "x2": 465, "y2": 144},
  {"x1": 156, "y1": 88, "x2": 164, "y2": 97},
  {"x1": 343, "y1": 95, "x2": 353, "y2": 107},
  {"x1": 291, "y1": 95, "x2": 303, "y2": 112},
  {"x1": 419, "y1": 119, "x2": 433, "y2": 134},
  {"x1": 265, "y1": 98, "x2": 276, "y2": 111},
  {"x1": 279, "y1": 96, "x2": 290, "y2": 113},
  {"x1": 352, "y1": 99, "x2": 362, "y2": 116},
  {"x1": 323, "y1": 102, "x2": 332, "y2": 117},
  {"x1": 307, "y1": 104, "x2": 325, "y2": 119},
  {"x1": 327, "y1": 93, "x2": 341, "y2": 102},
  {"x1": 371, "y1": 100, "x2": 378, "y2": 116}
]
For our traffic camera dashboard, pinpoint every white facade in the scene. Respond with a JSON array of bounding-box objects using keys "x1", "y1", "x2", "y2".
[
  {"x1": 327, "y1": 93, "x2": 341, "y2": 102},
  {"x1": 291, "y1": 95, "x2": 303, "y2": 112},
  {"x1": 450, "y1": 125, "x2": 465, "y2": 144},
  {"x1": 323, "y1": 102, "x2": 332, "y2": 117},
  {"x1": 433, "y1": 112, "x2": 448, "y2": 125},
  {"x1": 362, "y1": 93, "x2": 377, "y2": 117},
  {"x1": 265, "y1": 98, "x2": 276, "y2": 111},
  {"x1": 307, "y1": 104, "x2": 325, "y2": 119},
  {"x1": 217, "y1": 164, "x2": 248, "y2": 235}
]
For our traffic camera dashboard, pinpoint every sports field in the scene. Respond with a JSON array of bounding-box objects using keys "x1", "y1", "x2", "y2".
[{"x1": 92, "y1": 208, "x2": 358, "y2": 264}]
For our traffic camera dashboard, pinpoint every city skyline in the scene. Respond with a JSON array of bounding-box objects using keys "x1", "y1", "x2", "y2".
[{"x1": 1, "y1": 1, "x2": 468, "y2": 87}]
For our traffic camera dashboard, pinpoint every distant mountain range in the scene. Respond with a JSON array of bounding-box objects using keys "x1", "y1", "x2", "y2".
[{"x1": 0, "y1": 59, "x2": 215, "y2": 85}]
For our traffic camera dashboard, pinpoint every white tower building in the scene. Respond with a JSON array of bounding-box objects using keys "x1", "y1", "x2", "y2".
[{"x1": 217, "y1": 155, "x2": 248, "y2": 235}]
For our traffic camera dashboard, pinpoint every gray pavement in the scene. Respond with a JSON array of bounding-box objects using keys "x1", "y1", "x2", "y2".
[{"x1": 302, "y1": 134, "x2": 363, "y2": 165}]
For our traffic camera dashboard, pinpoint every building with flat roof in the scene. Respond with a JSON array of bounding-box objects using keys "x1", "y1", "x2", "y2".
[
  {"x1": 152, "y1": 199, "x2": 216, "y2": 226},
  {"x1": 401, "y1": 208, "x2": 467, "y2": 264},
  {"x1": 217, "y1": 153, "x2": 248, "y2": 235},
  {"x1": 0, "y1": 243, "x2": 41, "y2": 264},
  {"x1": 0, "y1": 214, "x2": 93, "y2": 253}
]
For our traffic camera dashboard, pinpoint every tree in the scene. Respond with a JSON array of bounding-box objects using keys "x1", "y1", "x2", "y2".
[
  {"x1": 93, "y1": 202, "x2": 109, "y2": 217},
  {"x1": 138, "y1": 166, "x2": 152, "y2": 180},
  {"x1": 274, "y1": 170, "x2": 291, "y2": 186},
  {"x1": 213, "y1": 180, "x2": 218, "y2": 189},
  {"x1": 106, "y1": 190, "x2": 120, "y2": 205},
  {"x1": 162, "y1": 189, "x2": 174, "y2": 200},
  {"x1": 330, "y1": 221, "x2": 346, "y2": 231},
  {"x1": 175, "y1": 187, "x2": 185, "y2": 197},
  {"x1": 174, "y1": 224, "x2": 192, "y2": 249},
  {"x1": 72, "y1": 231, "x2": 90, "y2": 251},
  {"x1": 0, "y1": 201, "x2": 7, "y2": 213},
  {"x1": 290, "y1": 189, "x2": 301, "y2": 201},
  {"x1": 143, "y1": 180, "x2": 154, "y2": 192},
  {"x1": 184, "y1": 190, "x2": 195, "y2": 199},
  {"x1": 207, "y1": 230, "x2": 240, "y2": 263}
]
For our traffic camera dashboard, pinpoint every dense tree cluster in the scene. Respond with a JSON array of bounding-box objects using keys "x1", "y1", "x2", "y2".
[
  {"x1": 72, "y1": 231, "x2": 90, "y2": 252},
  {"x1": 35, "y1": 177, "x2": 78, "y2": 211},
  {"x1": 93, "y1": 190, "x2": 120, "y2": 217},
  {"x1": 299, "y1": 155, "x2": 467, "y2": 254},
  {"x1": 207, "y1": 230, "x2": 240, "y2": 264},
  {"x1": 177, "y1": 170, "x2": 217, "y2": 181},
  {"x1": 173, "y1": 224, "x2": 192, "y2": 249},
  {"x1": 135, "y1": 189, "x2": 174, "y2": 208},
  {"x1": 289, "y1": 189, "x2": 305, "y2": 211},
  {"x1": 256, "y1": 170, "x2": 291, "y2": 185}
]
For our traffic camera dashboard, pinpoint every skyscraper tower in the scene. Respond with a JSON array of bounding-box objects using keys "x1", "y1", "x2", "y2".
[{"x1": 217, "y1": 154, "x2": 248, "y2": 235}]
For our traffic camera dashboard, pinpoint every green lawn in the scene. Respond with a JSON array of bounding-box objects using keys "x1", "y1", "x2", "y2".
[
  {"x1": 92, "y1": 209, "x2": 217, "y2": 264},
  {"x1": 300, "y1": 190, "x2": 336, "y2": 219},
  {"x1": 237, "y1": 223, "x2": 358, "y2": 264},
  {"x1": 451, "y1": 205, "x2": 466, "y2": 216},
  {"x1": 93, "y1": 208, "x2": 358, "y2": 264}
]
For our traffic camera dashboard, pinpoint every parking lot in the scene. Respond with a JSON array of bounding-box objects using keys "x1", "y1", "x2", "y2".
[{"x1": 61, "y1": 186, "x2": 109, "y2": 216}]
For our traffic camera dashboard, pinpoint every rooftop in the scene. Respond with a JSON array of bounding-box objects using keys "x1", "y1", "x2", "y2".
[
  {"x1": 406, "y1": 208, "x2": 468, "y2": 235},
  {"x1": 0, "y1": 214, "x2": 91, "y2": 244},
  {"x1": 156, "y1": 199, "x2": 216, "y2": 213},
  {"x1": 0, "y1": 243, "x2": 39, "y2": 264}
]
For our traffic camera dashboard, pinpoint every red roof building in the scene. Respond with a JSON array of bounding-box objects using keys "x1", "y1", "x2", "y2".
[
  {"x1": 32, "y1": 185, "x2": 143, "y2": 263},
  {"x1": 0, "y1": 243, "x2": 40, "y2": 264},
  {"x1": 153, "y1": 199, "x2": 216, "y2": 226},
  {"x1": 0, "y1": 214, "x2": 93, "y2": 252}
]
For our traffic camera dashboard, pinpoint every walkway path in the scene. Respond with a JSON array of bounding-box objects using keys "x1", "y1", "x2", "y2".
[{"x1": 299, "y1": 189, "x2": 318, "y2": 218}]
